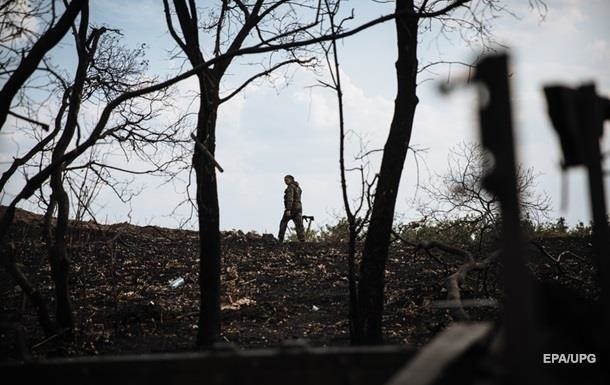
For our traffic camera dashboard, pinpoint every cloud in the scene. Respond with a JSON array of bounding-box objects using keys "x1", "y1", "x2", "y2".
[
  {"x1": 293, "y1": 69, "x2": 394, "y2": 148},
  {"x1": 588, "y1": 39, "x2": 610, "y2": 63}
]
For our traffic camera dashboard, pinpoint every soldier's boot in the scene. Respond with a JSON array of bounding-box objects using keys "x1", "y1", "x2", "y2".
[{"x1": 278, "y1": 216, "x2": 289, "y2": 243}]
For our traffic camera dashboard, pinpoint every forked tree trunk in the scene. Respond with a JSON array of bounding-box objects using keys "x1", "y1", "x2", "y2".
[
  {"x1": 45, "y1": 1, "x2": 92, "y2": 330},
  {"x1": 355, "y1": 0, "x2": 419, "y2": 344},
  {"x1": 47, "y1": 174, "x2": 74, "y2": 329},
  {"x1": 0, "y1": 4, "x2": 88, "y2": 334}
]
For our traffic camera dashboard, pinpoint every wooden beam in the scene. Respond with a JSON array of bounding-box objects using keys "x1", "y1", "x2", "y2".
[
  {"x1": 385, "y1": 322, "x2": 492, "y2": 385},
  {"x1": 5, "y1": 345, "x2": 414, "y2": 385}
]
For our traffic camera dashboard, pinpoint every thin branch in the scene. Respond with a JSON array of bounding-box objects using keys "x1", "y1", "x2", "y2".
[
  {"x1": 0, "y1": 0, "x2": 85, "y2": 132},
  {"x1": 529, "y1": 241, "x2": 586, "y2": 283},
  {"x1": 7, "y1": 110, "x2": 49, "y2": 131},
  {"x1": 418, "y1": 59, "x2": 477, "y2": 74},
  {"x1": 219, "y1": 57, "x2": 313, "y2": 104},
  {"x1": 421, "y1": 0, "x2": 470, "y2": 18},
  {"x1": 64, "y1": 161, "x2": 169, "y2": 175}
]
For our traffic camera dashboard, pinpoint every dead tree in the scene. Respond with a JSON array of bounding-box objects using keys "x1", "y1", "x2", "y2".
[
  {"x1": 0, "y1": 0, "x2": 85, "y2": 131},
  {"x1": 1, "y1": 0, "x2": 491, "y2": 340},
  {"x1": 356, "y1": 0, "x2": 545, "y2": 344},
  {"x1": 43, "y1": 1, "x2": 94, "y2": 330},
  {"x1": 420, "y1": 241, "x2": 496, "y2": 321},
  {"x1": 317, "y1": 0, "x2": 378, "y2": 343},
  {"x1": 418, "y1": 142, "x2": 550, "y2": 245},
  {"x1": 0, "y1": 3, "x2": 172, "y2": 334},
  {"x1": 393, "y1": 233, "x2": 498, "y2": 321},
  {"x1": 0, "y1": 3, "x2": 384, "y2": 335},
  {"x1": 162, "y1": 0, "x2": 342, "y2": 346},
  {"x1": 356, "y1": 0, "x2": 440, "y2": 345}
]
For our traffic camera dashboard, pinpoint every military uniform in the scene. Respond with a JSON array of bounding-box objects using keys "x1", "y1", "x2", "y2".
[{"x1": 278, "y1": 181, "x2": 305, "y2": 242}]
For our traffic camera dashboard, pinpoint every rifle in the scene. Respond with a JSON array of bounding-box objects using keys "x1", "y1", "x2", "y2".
[{"x1": 302, "y1": 215, "x2": 315, "y2": 233}]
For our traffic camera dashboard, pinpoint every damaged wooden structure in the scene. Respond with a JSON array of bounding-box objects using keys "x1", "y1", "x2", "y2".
[{"x1": 3, "y1": 53, "x2": 610, "y2": 385}]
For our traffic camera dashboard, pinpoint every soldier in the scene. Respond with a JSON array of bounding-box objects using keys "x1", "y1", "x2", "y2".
[{"x1": 278, "y1": 174, "x2": 305, "y2": 243}]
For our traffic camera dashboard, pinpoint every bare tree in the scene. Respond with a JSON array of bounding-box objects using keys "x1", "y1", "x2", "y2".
[
  {"x1": 0, "y1": 1, "x2": 174, "y2": 334},
  {"x1": 41, "y1": 23, "x2": 173, "y2": 331},
  {"x1": 419, "y1": 142, "x2": 551, "y2": 243},
  {"x1": 317, "y1": 0, "x2": 377, "y2": 343},
  {"x1": 42, "y1": 0, "x2": 95, "y2": 330},
  {"x1": 1, "y1": 0, "x2": 536, "y2": 343},
  {"x1": 162, "y1": 0, "x2": 339, "y2": 346},
  {"x1": 0, "y1": 0, "x2": 86, "y2": 131},
  {"x1": 0, "y1": 6, "x2": 414, "y2": 322},
  {"x1": 355, "y1": 0, "x2": 545, "y2": 344}
]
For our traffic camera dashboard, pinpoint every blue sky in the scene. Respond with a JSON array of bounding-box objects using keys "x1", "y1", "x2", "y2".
[{"x1": 1, "y1": 0, "x2": 609, "y2": 233}]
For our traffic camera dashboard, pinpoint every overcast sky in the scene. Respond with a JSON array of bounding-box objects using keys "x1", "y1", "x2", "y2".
[{"x1": 1, "y1": 0, "x2": 609, "y2": 234}]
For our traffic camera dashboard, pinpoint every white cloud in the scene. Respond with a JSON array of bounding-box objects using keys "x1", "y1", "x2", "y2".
[
  {"x1": 294, "y1": 70, "x2": 394, "y2": 148},
  {"x1": 588, "y1": 39, "x2": 610, "y2": 63}
]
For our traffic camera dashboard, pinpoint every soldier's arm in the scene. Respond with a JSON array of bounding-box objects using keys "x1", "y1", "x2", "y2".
[{"x1": 284, "y1": 186, "x2": 294, "y2": 210}]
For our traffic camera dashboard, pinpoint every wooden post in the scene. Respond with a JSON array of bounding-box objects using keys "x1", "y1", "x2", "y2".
[
  {"x1": 385, "y1": 322, "x2": 492, "y2": 385},
  {"x1": 474, "y1": 53, "x2": 541, "y2": 385},
  {"x1": 577, "y1": 85, "x2": 610, "y2": 343},
  {"x1": 544, "y1": 84, "x2": 610, "y2": 345}
]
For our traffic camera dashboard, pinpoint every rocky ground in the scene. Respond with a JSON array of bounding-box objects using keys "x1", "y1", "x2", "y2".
[{"x1": 0, "y1": 207, "x2": 599, "y2": 361}]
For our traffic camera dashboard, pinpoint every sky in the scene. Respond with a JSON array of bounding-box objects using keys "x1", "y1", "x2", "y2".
[{"x1": 1, "y1": 0, "x2": 609, "y2": 234}]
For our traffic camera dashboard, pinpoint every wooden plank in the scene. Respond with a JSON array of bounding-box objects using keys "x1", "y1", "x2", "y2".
[
  {"x1": 4, "y1": 345, "x2": 414, "y2": 385},
  {"x1": 385, "y1": 322, "x2": 492, "y2": 385}
]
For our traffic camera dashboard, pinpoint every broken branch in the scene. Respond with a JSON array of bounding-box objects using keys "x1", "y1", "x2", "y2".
[
  {"x1": 444, "y1": 251, "x2": 497, "y2": 320},
  {"x1": 8, "y1": 110, "x2": 50, "y2": 131},
  {"x1": 190, "y1": 133, "x2": 224, "y2": 173},
  {"x1": 529, "y1": 241, "x2": 586, "y2": 283}
]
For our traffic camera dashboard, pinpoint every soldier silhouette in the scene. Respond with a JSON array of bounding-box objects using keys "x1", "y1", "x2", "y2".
[{"x1": 278, "y1": 174, "x2": 305, "y2": 243}]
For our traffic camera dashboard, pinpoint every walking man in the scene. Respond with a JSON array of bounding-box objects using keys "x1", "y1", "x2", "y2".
[{"x1": 278, "y1": 174, "x2": 305, "y2": 243}]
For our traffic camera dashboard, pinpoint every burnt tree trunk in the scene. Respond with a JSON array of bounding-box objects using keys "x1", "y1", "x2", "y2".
[
  {"x1": 0, "y1": 202, "x2": 56, "y2": 335},
  {"x1": 347, "y1": 227, "x2": 359, "y2": 341},
  {"x1": 327, "y1": 14, "x2": 361, "y2": 342},
  {"x1": 3, "y1": 244, "x2": 55, "y2": 336},
  {"x1": 47, "y1": 174, "x2": 74, "y2": 329},
  {"x1": 194, "y1": 78, "x2": 222, "y2": 346},
  {"x1": 167, "y1": 0, "x2": 224, "y2": 346},
  {"x1": 45, "y1": 3, "x2": 92, "y2": 330},
  {"x1": 166, "y1": 0, "x2": 266, "y2": 346},
  {"x1": 356, "y1": 0, "x2": 419, "y2": 344}
]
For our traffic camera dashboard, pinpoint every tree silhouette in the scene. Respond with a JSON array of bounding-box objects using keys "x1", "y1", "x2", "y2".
[
  {"x1": 355, "y1": 0, "x2": 545, "y2": 344},
  {"x1": 0, "y1": 0, "x2": 85, "y2": 132}
]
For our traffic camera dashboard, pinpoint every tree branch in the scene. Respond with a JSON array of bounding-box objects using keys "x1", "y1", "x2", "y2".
[
  {"x1": 219, "y1": 57, "x2": 314, "y2": 104},
  {"x1": 0, "y1": 0, "x2": 86, "y2": 132},
  {"x1": 190, "y1": 133, "x2": 224, "y2": 172},
  {"x1": 7, "y1": 110, "x2": 49, "y2": 131}
]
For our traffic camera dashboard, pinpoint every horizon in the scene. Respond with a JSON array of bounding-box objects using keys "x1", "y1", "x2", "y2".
[{"x1": 1, "y1": 0, "x2": 609, "y2": 233}]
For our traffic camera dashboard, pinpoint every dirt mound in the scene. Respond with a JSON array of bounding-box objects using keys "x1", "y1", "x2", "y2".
[
  {"x1": 0, "y1": 207, "x2": 598, "y2": 361},
  {"x1": 0, "y1": 205, "x2": 47, "y2": 226}
]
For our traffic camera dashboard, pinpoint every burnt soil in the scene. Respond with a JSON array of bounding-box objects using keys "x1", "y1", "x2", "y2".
[{"x1": 0, "y1": 207, "x2": 599, "y2": 361}]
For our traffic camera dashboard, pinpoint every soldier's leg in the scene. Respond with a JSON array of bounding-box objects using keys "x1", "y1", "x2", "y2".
[
  {"x1": 293, "y1": 212, "x2": 305, "y2": 242},
  {"x1": 278, "y1": 213, "x2": 290, "y2": 243}
]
